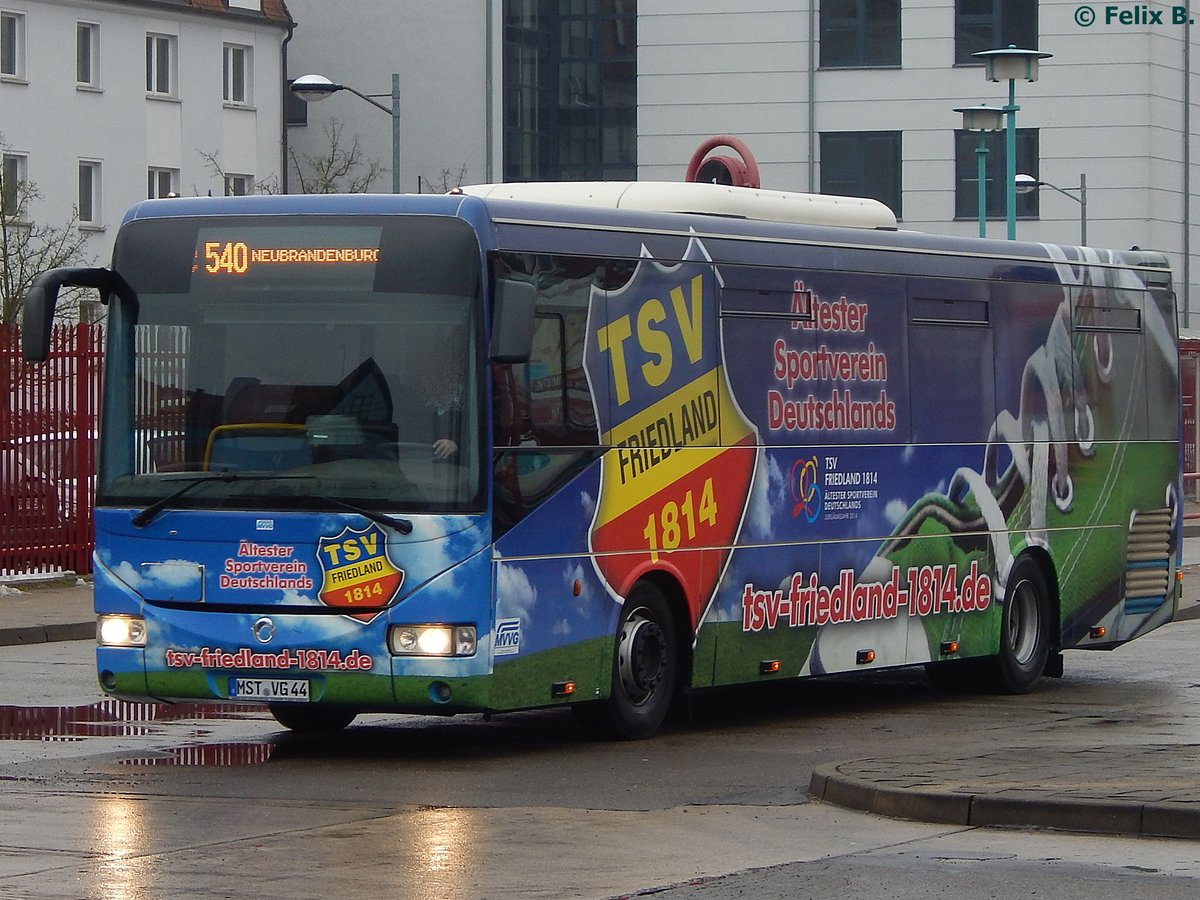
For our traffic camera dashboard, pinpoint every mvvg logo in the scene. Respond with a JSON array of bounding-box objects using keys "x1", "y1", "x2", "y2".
[{"x1": 494, "y1": 618, "x2": 522, "y2": 656}]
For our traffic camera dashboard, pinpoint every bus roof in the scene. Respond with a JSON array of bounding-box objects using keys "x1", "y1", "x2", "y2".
[
  {"x1": 458, "y1": 181, "x2": 899, "y2": 231},
  {"x1": 116, "y1": 189, "x2": 1171, "y2": 283}
]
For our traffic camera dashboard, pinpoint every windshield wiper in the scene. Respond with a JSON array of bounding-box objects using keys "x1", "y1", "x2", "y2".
[
  {"x1": 304, "y1": 495, "x2": 413, "y2": 535},
  {"x1": 131, "y1": 473, "x2": 414, "y2": 534},
  {"x1": 131, "y1": 473, "x2": 315, "y2": 528}
]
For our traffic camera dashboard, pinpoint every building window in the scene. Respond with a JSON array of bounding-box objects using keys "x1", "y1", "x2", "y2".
[
  {"x1": 503, "y1": 0, "x2": 637, "y2": 182},
  {"x1": 956, "y1": 0, "x2": 1038, "y2": 65},
  {"x1": 954, "y1": 128, "x2": 1039, "y2": 219},
  {"x1": 820, "y1": 131, "x2": 903, "y2": 217},
  {"x1": 223, "y1": 44, "x2": 251, "y2": 105},
  {"x1": 224, "y1": 174, "x2": 251, "y2": 196},
  {"x1": 2, "y1": 152, "x2": 27, "y2": 219},
  {"x1": 285, "y1": 79, "x2": 308, "y2": 125},
  {"x1": 146, "y1": 33, "x2": 176, "y2": 96},
  {"x1": 78, "y1": 161, "x2": 101, "y2": 225},
  {"x1": 147, "y1": 167, "x2": 178, "y2": 199},
  {"x1": 1, "y1": 10, "x2": 26, "y2": 79},
  {"x1": 77, "y1": 22, "x2": 99, "y2": 87},
  {"x1": 820, "y1": 0, "x2": 901, "y2": 68}
]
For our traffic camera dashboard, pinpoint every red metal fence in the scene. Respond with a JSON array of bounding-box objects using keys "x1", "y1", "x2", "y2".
[
  {"x1": 1, "y1": 324, "x2": 103, "y2": 577},
  {"x1": 1183, "y1": 334, "x2": 1200, "y2": 508}
]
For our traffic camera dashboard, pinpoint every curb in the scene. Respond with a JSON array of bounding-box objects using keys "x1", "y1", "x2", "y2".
[
  {"x1": 809, "y1": 762, "x2": 1200, "y2": 840},
  {"x1": 0, "y1": 622, "x2": 94, "y2": 646}
]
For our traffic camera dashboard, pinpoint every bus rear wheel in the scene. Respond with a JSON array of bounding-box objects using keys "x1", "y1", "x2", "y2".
[
  {"x1": 587, "y1": 581, "x2": 679, "y2": 740},
  {"x1": 269, "y1": 703, "x2": 357, "y2": 733},
  {"x1": 983, "y1": 556, "x2": 1053, "y2": 694}
]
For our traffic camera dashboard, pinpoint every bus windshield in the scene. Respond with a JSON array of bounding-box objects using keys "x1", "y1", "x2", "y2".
[{"x1": 98, "y1": 214, "x2": 485, "y2": 514}]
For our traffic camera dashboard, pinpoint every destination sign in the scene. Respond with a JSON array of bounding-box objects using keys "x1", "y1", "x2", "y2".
[
  {"x1": 190, "y1": 225, "x2": 383, "y2": 286},
  {"x1": 196, "y1": 241, "x2": 380, "y2": 276}
]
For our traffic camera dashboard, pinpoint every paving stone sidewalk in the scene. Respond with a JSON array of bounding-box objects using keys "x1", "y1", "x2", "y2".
[
  {"x1": 0, "y1": 576, "x2": 94, "y2": 645},
  {"x1": 811, "y1": 744, "x2": 1200, "y2": 839}
]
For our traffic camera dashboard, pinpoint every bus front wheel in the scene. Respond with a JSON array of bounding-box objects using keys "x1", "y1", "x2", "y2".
[
  {"x1": 984, "y1": 556, "x2": 1053, "y2": 693},
  {"x1": 269, "y1": 703, "x2": 357, "y2": 733},
  {"x1": 593, "y1": 581, "x2": 679, "y2": 740}
]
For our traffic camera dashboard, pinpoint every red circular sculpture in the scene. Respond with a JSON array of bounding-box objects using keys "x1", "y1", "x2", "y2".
[{"x1": 684, "y1": 135, "x2": 761, "y2": 189}]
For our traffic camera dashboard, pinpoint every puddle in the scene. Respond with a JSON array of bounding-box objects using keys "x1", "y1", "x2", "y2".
[
  {"x1": 0, "y1": 699, "x2": 267, "y2": 741},
  {"x1": 118, "y1": 742, "x2": 277, "y2": 766}
]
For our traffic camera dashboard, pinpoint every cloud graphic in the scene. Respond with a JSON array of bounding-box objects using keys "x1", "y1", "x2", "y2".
[
  {"x1": 145, "y1": 559, "x2": 203, "y2": 588},
  {"x1": 563, "y1": 561, "x2": 593, "y2": 603},
  {"x1": 884, "y1": 498, "x2": 909, "y2": 526},
  {"x1": 747, "y1": 453, "x2": 784, "y2": 541},
  {"x1": 110, "y1": 559, "x2": 148, "y2": 591},
  {"x1": 497, "y1": 563, "x2": 538, "y2": 621}
]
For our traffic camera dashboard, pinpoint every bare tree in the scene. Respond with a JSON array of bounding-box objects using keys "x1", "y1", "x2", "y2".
[
  {"x1": 196, "y1": 149, "x2": 281, "y2": 196},
  {"x1": 420, "y1": 163, "x2": 470, "y2": 194},
  {"x1": 0, "y1": 137, "x2": 94, "y2": 326},
  {"x1": 200, "y1": 119, "x2": 384, "y2": 195},
  {"x1": 1, "y1": 134, "x2": 97, "y2": 441},
  {"x1": 289, "y1": 117, "x2": 385, "y2": 194}
]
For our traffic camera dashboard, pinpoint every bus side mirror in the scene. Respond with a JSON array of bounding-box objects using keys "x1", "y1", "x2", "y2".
[
  {"x1": 23, "y1": 270, "x2": 70, "y2": 362},
  {"x1": 22, "y1": 266, "x2": 130, "y2": 361},
  {"x1": 490, "y1": 279, "x2": 535, "y2": 363}
]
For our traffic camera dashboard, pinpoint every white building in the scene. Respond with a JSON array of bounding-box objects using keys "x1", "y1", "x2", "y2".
[
  {"x1": 1, "y1": 0, "x2": 293, "y2": 271},
  {"x1": 7, "y1": 2, "x2": 1197, "y2": 320},
  {"x1": 284, "y1": 1, "x2": 1200, "y2": 322},
  {"x1": 637, "y1": 0, "x2": 1200, "y2": 321}
]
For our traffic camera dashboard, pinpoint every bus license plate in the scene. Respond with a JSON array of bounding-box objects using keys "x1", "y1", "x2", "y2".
[{"x1": 228, "y1": 677, "x2": 310, "y2": 702}]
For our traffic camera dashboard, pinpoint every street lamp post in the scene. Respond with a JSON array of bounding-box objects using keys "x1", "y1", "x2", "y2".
[
  {"x1": 1015, "y1": 173, "x2": 1088, "y2": 246},
  {"x1": 972, "y1": 47, "x2": 1052, "y2": 240},
  {"x1": 955, "y1": 105, "x2": 1006, "y2": 238},
  {"x1": 291, "y1": 73, "x2": 402, "y2": 193}
]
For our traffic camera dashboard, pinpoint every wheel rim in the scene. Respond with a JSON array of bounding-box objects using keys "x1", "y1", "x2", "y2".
[
  {"x1": 616, "y1": 607, "x2": 666, "y2": 706},
  {"x1": 1005, "y1": 577, "x2": 1042, "y2": 667}
]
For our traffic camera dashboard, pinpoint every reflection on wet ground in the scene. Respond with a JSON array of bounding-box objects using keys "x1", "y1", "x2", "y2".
[
  {"x1": 118, "y1": 742, "x2": 277, "y2": 766},
  {"x1": 0, "y1": 699, "x2": 267, "y2": 741},
  {"x1": 1, "y1": 663, "x2": 1161, "y2": 771}
]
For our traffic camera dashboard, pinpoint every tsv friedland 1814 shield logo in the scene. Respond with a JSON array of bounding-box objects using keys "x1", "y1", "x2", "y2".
[
  {"x1": 316, "y1": 523, "x2": 404, "y2": 623},
  {"x1": 584, "y1": 236, "x2": 758, "y2": 627}
]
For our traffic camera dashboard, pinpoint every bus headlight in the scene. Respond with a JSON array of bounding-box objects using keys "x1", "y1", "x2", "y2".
[
  {"x1": 98, "y1": 615, "x2": 147, "y2": 648},
  {"x1": 388, "y1": 624, "x2": 476, "y2": 657}
]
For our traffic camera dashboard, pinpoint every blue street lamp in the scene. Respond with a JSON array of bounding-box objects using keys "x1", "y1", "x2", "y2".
[
  {"x1": 955, "y1": 104, "x2": 1005, "y2": 238},
  {"x1": 972, "y1": 46, "x2": 1053, "y2": 240}
]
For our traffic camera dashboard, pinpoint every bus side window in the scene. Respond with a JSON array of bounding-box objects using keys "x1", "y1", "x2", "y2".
[
  {"x1": 491, "y1": 254, "x2": 607, "y2": 535},
  {"x1": 492, "y1": 363, "x2": 531, "y2": 449},
  {"x1": 492, "y1": 361, "x2": 533, "y2": 533},
  {"x1": 907, "y1": 286, "x2": 995, "y2": 444},
  {"x1": 1073, "y1": 285, "x2": 1149, "y2": 442}
]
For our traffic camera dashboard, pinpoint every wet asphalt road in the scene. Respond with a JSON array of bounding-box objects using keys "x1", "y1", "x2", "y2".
[{"x1": 2, "y1": 617, "x2": 1200, "y2": 897}]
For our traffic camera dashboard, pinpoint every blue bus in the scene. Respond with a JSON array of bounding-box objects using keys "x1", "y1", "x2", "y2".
[{"x1": 23, "y1": 182, "x2": 1181, "y2": 739}]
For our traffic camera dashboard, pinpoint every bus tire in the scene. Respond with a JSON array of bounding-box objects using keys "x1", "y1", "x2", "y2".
[
  {"x1": 598, "y1": 580, "x2": 679, "y2": 740},
  {"x1": 983, "y1": 555, "x2": 1053, "y2": 694},
  {"x1": 269, "y1": 703, "x2": 357, "y2": 733}
]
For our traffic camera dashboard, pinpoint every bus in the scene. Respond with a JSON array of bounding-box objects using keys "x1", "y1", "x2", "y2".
[{"x1": 23, "y1": 182, "x2": 1181, "y2": 739}]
